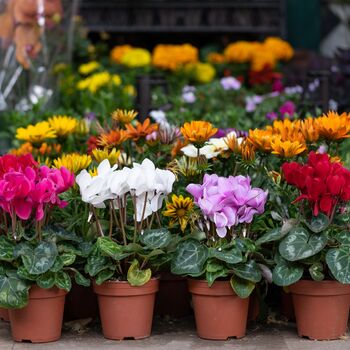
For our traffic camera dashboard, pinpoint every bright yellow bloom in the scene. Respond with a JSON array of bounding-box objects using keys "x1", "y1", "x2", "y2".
[
  {"x1": 180, "y1": 121, "x2": 218, "y2": 145},
  {"x1": 271, "y1": 137, "x2": 307, "y2": 158},
  {"x1": 53, "y1": 154, "x2": 92, "y2": 174},
  {"x1": 248, "y1": 129, "x2": 274, "y2": 153},
  {"x1": 163, "y1": 194, "x2": 194, "y2": 232},
  {"x1": 224, "y1": 41, "x2": 261, "y2": 63},
  {"x1": 16, "y1": 121, "x2": 56, "y2": 144},
  {"x1": 77, "y1": 71, "x2": 113, "y2": 93},
  {"x1": 125, "y1": 118, "x2": 158, "y2": 142},
  {"x1": 111, "y1": 109, "x2": 138, "y2": 124},
  {"x1": 98, "y1": 129, "x2": 128, "y2": 148},
  {"x1": 78, "y1": 61, "x2": 100, "y2": 75},
  {"x1": 300, "y1": 117, "x2": 320, "y2": 143},
  {"x1": 121, "y1": 48, "x2": 151, "y2": 68},
  {"x1": 112, "y1": 74, "x2": 122, "y2": 86},
  {"x1": 315, "y1": 111, "x2": 350, "y2": 140},
  {"x1": 48, "y1": 115, "x2": 78, "y2": 137},
  {"x1": 207, "y1": 52, "x2": 226, "y2": 64},
  {"x1": 263, "y1": 37, "x2": 294, "y2": 61},
  {"x1": 152, "y1": 44, "x2": 198, "y2": 70},
  {"x1": 10, "y1": 142, "x2": 33, "y2": 156},
  {"x1": 75, "y1": 119, "x2": 90, "y2": 135},
  {"x1": 251, "y1": 48, "x2": 277, "y2": 71},
  {"x1": 123, "y1": 84, "x2": 136, "y2": 96},
  {"x1": 193, "y1": 62, "x2": 216, "y2": 83},
  {"x1": 89, "y1": 167, "x2": 98, "y2": 177},
  {"x1": 92, "y1": 148, "x2": 120, "y2": 165},
  {"x1": 110, "y1": 45, "x2": 133, "y2": 64}
]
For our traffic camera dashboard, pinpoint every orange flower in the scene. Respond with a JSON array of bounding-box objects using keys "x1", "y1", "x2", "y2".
[
  {"x1": 110, "y1": 45, "x2": 132, "y2": 64},
  {"x1": 38, "y1": 143, "x2": 61, "y2": 156},
  {"x1": 240, "y1": 139, "x2": 256, "y2": 161},
  {"x1": 125, "y1": 118, "x2": 158, "y2": 141},
  {"x1": 271, "y1": 137, "x2": 307, "y2": 158},
  {"x1": 10, "y1": 142, "x2": 33, "y2": 156},
  {"x1": 315, "y1": 111, "x2": 350, "y2": 140},
  {"x1": 171, "y1": 139, "x2": 188, "y2": 158},
  {"x1": 98, "y1": 129, "x2": 128, "y2": 148},
  {"x1": 270, "y1": 119, "x2": 303, "y2": 142},
  {"x1": 180, "y1": 121, "x2": 217, "y2": 145},
  {"x1": 248, "y1": 129, "x2": 274, "y2": 153},
  {"x1": 207, "y1": 52, "x2": 226, "y2": 64},
  {"x1": 300, "y1": 117, "x2": 319, "y2": 143}
]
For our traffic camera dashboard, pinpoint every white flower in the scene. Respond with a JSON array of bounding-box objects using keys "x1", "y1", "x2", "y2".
[
  {"x1": 149, "y1": 110, "x2": 168, "y2": 126},
  {"x1": 108, "y1": 167, "x2": 131, "y2": 197},
  {"x1": 128, "y1": 158, "x2": 156, "y2": 196},
  {"x1": 181, "y1": 144, "x2": 199, "y2": 158}
]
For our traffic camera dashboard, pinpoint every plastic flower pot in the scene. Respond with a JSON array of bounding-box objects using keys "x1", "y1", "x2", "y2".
[
  {"x1": 9, "y1": 286, "x2": 67, "y2": 343},
  {"x1": 188, "y1": 279, "x2": 249, "y2": 340},
  {"x1": 93, "y1": 278, "x2": 159, "y2": 340},
  {"x1": 290, "y1": 280, "x2": 350, "y2": 340},
  {"x1": 0, "y1": 307, "x2": 9, "y2": 322},
  {"x1": 155, "y1": 272, "x2": 192, "y2": 317}
]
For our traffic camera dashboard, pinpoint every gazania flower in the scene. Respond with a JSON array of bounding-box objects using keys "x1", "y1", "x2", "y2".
[
  {"x1": 248, "y1": 129, "x2": 274, "y2": 152},
  {"x1": 10, "y1": 142, "x2": 33, "y2": 156},
  {"x1": 125, "y1": 118, "x2": 158, "y2": 141},
  {"x1": 78, "y1": 61, "x2": 100, "y2": 75},
  {"x1": 16, "y1": 121, "x2": 56, "y2": 144},
  {"x1": 163, "y1": 194, "x2": 194, "y2": 232},
  {"x1": 167, "y1": 156, "x2": 208, "y2": 179},
  {"x1": 53, "y1": 154, "x2": 92, "y2": 174},
  {"x1": 48, "y1": 115, "x2": 78, "y2": 137},
  {"x1": 98, "y1": 129, "x2": 128, "y2": 148},
  {"x1": 92, "y1": 148, "x2": 120, "y2": 165},
  {"x1": 300, "y1": 117, "x2": 319, "y2": 143},
  {"x1": 112, "y1": 109, "x2": 138, "y2": 124},
  {"x1": 315, "y1": 111, "x2": 350, "y2": 140},
  {"x1": 180, "y1": 121, "x2": 218, "y2": 145},
  {"x1": 38, "y1": 143, "x2": 61, "y2": 156},
  {"x1": 271, "y1": 137, "x2": 307, "y2": 158},
  {"x1": 240, "y1": 139, "x2": 256, "y2": 161}
]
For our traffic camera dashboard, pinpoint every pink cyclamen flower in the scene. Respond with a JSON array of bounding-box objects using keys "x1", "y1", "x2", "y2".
[{"x1": 279, "y1": 101, "x2": 296, "y2": 118}]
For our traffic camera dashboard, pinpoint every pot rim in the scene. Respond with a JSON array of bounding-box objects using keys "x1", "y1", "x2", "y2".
[
  {"x1": 188, "y1": 278, "x2": 243, "y2": 297},
  {"x1": 289, "y1": 279, "x2": 350, "y2": 296},
  {"x1": 29, "y1": 285, "x2": 68, "y2": 299}
]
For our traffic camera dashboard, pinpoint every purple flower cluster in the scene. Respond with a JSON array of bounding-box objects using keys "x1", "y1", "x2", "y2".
[
  {"x1": 187, "y1": 174, "x2": 268, "y2": 238},
  {"x1": 220, "y1": 76, "x2": 241, "y2": 90}
]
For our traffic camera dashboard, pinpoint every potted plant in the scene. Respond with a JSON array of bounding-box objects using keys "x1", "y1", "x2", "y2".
[
  {"x1": 0, "y1": 154, "x2": 91, "y2": 343},
  {"x1": 260, "y1": 151, "x2": 350, "y2": 340},
  {"x1": 171, "y1": 173, "x2": 268, "y2": 340},
  {"x1": 76, "y1": 158, "x2": 176, "y2": 340}
]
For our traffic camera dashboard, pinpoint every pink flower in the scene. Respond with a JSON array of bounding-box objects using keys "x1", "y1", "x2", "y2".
[{"x1": 279, "y1": 101, "x2": 295, "y2": 118}]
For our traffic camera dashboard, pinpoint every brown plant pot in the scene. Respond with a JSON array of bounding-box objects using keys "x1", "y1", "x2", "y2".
[
  {"x1": 0, "y1": 307, "x2": 9, "y2": 322},
  {"x1": 155, "y1": 272, "x2": 192, "y2": 317},
  {"x1": 290, "y1": 280, "x2": 350, "y2": 340},
  {"x1": 93, "y1": 278, "x2": 159, "y2": 340},
  {"x1": 9, "y1": 286, "x2": 67, "y2": 343},
  {"x1": 188, "y1": 279, "x2": 249, "y2": 340},
  {"x1": 281, "y1": 289, "x2": 295, "y2": 320},
  {"x1": 64, "y1": 282, "x2": 98, "y2": 321}
]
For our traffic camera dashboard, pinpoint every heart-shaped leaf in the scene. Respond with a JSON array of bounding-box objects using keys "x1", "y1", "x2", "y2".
[
  {"x1": 309, "y1": 262, "x2": 324, "y2": 281},
  {"x1": 127, "y1": 259, "x2": 152, "y2": 286},
  {"x1": 95, "y1": 269, "x2": 115, "y2": 285},
  {"x1": 232, "y1": 260, "x2": 262, "y2": 283},
  {"x1": 256, "y1": 228, "x2": 285, "y2": 246},
  {"x1": 37, "y1": 272, "x2": 56, "y2": 289},
  {"x1": 85, "y1": 254, "x2": 111, "y2": 277},
  {"x1": 55, "y1": 271, "x2": 72, "y2": 291},
  {"x1": 230, "y1": 275, "x2": 255, "y2": 298},
  {"x1": 0, "y1": 275, "x2": 30, "y2": 309},
  {"x1": 279, "y1": 227, "x2": 328, "y2": 261},
  {"x1": 74, "y1": 270, "x2": 91, "y2": 287},
  {"x1": 272, "y1": 260, "x2": 303, "y2": 286},
  {"x1": 306, "y1": 214, "x2": 330, "y2": 233},
  {"x1": 140, "y1": 228, "x2": 172, "y2": 249},
  {"x1": 209, "y1": 247, "x2": 243, "y2": 264},
  {"x1": 0, "y1": 236, "x2": 15, "y2": 262},
  {"x1": 326, "y1": 246, "x2": 350, "y2": 283}
]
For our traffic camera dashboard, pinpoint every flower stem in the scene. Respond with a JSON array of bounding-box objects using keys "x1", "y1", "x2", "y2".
[
  {"x1": 116, "y1": 197, "x2": 127, "y2": 245},
  {"x1": 91, "y1": 205, "x2": 104, "y2": 237}
]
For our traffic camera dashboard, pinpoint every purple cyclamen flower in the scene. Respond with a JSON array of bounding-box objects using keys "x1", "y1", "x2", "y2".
[
  {"x1": 220, "y1": 76, "x2": 241, "y2": 91},
  {"x1": 279, "y1": 101, "x2": 295, "y2": 118},
  {"x1": 266, "y1": 112, "x2": 279, "y2": 121}
]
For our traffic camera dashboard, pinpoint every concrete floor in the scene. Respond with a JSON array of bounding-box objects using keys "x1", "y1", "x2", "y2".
[{"x1": 0, "y1": 317, "x2": 349, "y2": 350}]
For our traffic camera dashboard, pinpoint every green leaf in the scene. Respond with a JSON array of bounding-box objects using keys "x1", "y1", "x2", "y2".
[
  {"x1": 171, "y1": 239, "x2": 208, "y2": 277},
  {"x1": 139, "y1": 228, "x2": 172, "y2": 249},
  {"x1": 306, "y1": 214, "x2": 330, "y2": 233},
  {"x1": 95, "y1": 269, "x2": 115, "y2": 285},
  {"x1": 85, "y1": 254, "x2": 111, "y2": 277},
  {"x1": 55, "y1": 271, "x2": 72, "y2": 291},
  {"x1": 96, "y1": 237, "x2": 130, "y2": 261},
  {"x1": 78, "y1": 241, "x2": 94, "y2": 257},
  {"x1": 279, "y1": 227, "x2": 328, "y2": 261},
  {"x1": 21, "y1": 241, "x2": 58, "y2": 275},
  {"x1": 209, "y1": 247, "x2": 243, "y2": 264},
  {"x1": 61, "y1": 252, "x2": 76, "y2": 266},
  {"x1": 16, "y1": 266, "x2": 37, "y2": 281},
  {"x1": 74, "y1": 270, "x2": 91, "y2": 287},
  {"x1": 57, "y1": 242, "x2": 82, "y2": 255},
  {"x1": 43, "y1": 225, "x2": 81, "y2": 242},
  {"x1": 256, "y1": 228, "x2": 285, "y2": 246},
  {"x1": 13, "y1": 242, "x2": 32, "y2": 258},
  {"x1": 232, "y1": 261, "x2": 262, "y2": 283},
  {"x1": 230, "y1": 275, "x2": 255, "y2": 298},
  {"x1": 36, "y1": 272, "x2": 55, "y2": 289},
  {"x1": 272, "y1": 260, "x2": 303, "y2": 286},
  {"x1": 333, "y1": 231, "x2": 350, "y2": 246},
  {"x1": 0, "y1": 275, "x2": 30, "y2": 308},
  {"x1": 50, "y1": 256, "x2": 64, "y2": 272},
  {"x1": 127, "y1": 260, "x2": 152, "y2": 287},
  {"x1": 0, "y1": 236, "x2": 15, "y2": 262},
  {"x1": 309, "y1": 263, "x2": 324, "y2": 281},
  {"x1": 326, "y1": 246, "x2": 350, "y2": 283},
  {"x1": 206, "y1": 261, "x2": 228, "y2": 287}
]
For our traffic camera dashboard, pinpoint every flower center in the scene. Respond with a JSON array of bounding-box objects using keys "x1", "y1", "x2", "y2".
[{"x1": 177, "y1": 208, "x2": 186, "y2": 217}]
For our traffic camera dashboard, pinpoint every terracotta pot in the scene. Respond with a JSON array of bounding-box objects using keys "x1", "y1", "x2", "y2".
[
  {"x1": 0, "y1": 307, "x2": 9, "y2": 322},
  {"x1": 281, "y1": 289, "x2": 295, "y2": 320},
  {"x1": 290, "y1": 280, "x2": 350, "y2": 340},
  {"x1": 93, "y1": 278, "x2": 159, "y2": 340},
  {"x1": 155, "y1": 272, "x2": 192, "y2": 317},
  {"x1": 188, "y1": 279, "x2": 249, "y2": 340},
  {"x1": 9, "y1": 286, "x2": 67, "y2": 343},
  {"x1": 64, "y1": 282, "x2": 98, "y2": 321}
]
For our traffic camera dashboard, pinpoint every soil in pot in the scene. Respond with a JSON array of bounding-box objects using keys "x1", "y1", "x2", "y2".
[
  {"x1": 155, "y1": 272, "x2": 192, "y2": 317},
  {"x1": 93, "y1": 278, "x2": 159, "y2": 340},
  {"x1": 0, "y1": 307, "x2": 9, "y2": 322},
  {"x1": 9, "y1": 286, "x2": 67, "y2": 343},
  {"x1": 188, "y1": 279, "x2": 249, "y2": 340},
  {"x1": 290, "y1": 280, "x2": 350, "y2": 340}
]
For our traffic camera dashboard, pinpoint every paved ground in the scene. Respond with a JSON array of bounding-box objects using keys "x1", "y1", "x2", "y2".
[{"x1": 0, "y1": 316, "x2": 349, "y2": 350}]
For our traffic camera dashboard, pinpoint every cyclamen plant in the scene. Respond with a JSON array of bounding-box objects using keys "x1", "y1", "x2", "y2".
[
  {"x1": 0, "y1": 154, "x2": 90, "y2": 309},
  {"x1": 171, "y1": 174, "x2": 268, "y2": 298},
  {"x1": 76, "y1": 158, "x2": 177, "y2": 286}
]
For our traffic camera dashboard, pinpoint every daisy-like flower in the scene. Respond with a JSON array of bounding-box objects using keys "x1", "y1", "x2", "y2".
[
  {"x1": 180, "y1": 121, "x2": 218, "y2": 146},
  {"x1": 48, "y1": 115, "x2": 78, "y2": 137},
  {"x1": 248, "y1": 129, "x2": 274, "y2": 153},
  {"x1": 300, "y1": 117, "x2": 320, "y2": 143},
  {"x1": 98, "y1": 129, "x2": 128, "y2": 148},
  {"x1": 78, "y1": 61, "x2": 100, "y2": 75},
  {"x1": 16, "y1": 121, "x2": 56, "y2": 144},
  {"x1": 125, "y1": 118, "x2": 158, "y2": 141},
  {"x1": 10, "y1": 142, "x2": 33, "y2": 156},
  {"x1": 315, "y1": 111, "x2": 350, "y2": 140},
  {"x1": 53, "y1": 154, "x2": 92, "y2": 174},
  {"x1": 163, "y1": 194, "x2": 194, "y2": 232},
  {"x1": 271, "y1": 137, "x2": 307, "y2": 158},
  {"x1": 111, "y1": 109, "x2": 138, "y2": 124},
  {"x1": 92, "y1": 148, "x2": 120, "y2": 165}
]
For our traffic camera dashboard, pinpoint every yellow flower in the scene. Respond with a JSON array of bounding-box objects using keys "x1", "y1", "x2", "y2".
[
  {"x1": 224, "y1": 41, "x2": 261, "y2": 63},
  {"x1": 121, "y1": 48, "x2": 151, "y2": 68},
  {"x1": 193, "y1": 63, "x2": 216, "y2": 83},
  {"x1": 123, "y1": 84, "x2": 136, "y2": 96},
  {"x1": 315, "y1": 111, "x2": 350, "y2": 140},
  {"x1": 152, "y1": 44, "x2": 198, "y2": 70},
  {"x1": 263, "y1": 37, "x2": 294, "y2": 61},
  {"x1": 16, "y1": 121, "x2": 56, "y2": 144},
  {"x1": 112, "y1": 74, "x2": 122, "y2": 86},
  {"x1": 48, "y1": 115, "x2": 78, "y2": 137},
  {"x1": 75, "y1": 119, "x2": 90, "y2": 135},
  {"x1": 248, "y1": 129, "x2": 274, "y2": 153},
  {"x1": 251, "y1": 48, "x2": 277, "y2": 72},
  {"x1": 180, "y1": 121, "x2": 218, "y2": 145},
  {"x1": 163, "y1": 194, "x2": 194, "y2": 232},
  {"x1": 111, "y1": 109, "x2": 138, "y2": 124},
  {"x1": 53, "y1": 154, "x2": 92, "y2": 174},
  {"x1": 110, "y1": 45, "x2": 133, "y2": 64},
  {"x1": 89, "y1": 167, "x2": 98, "y2": 177},
  {"x1": 77, "y1": 71, "x2": 112, "y2": 93},
  {"x1": 78, "y1": 61, "x2": 100, "y2": 75},
  {"x1": 300, "y1": 117, "x2": 319, "y2": 143},
  {"x1": 92, "y1": 148, "x2": 120, "y2": 165},
  {"x1": 271, "y1": 137, "x2": 307, "y2": 158},
  {"x1": 53, "y1": 63, "x2": 68, "y2": 74}
]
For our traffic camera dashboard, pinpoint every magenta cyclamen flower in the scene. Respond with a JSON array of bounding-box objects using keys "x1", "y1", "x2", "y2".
[{"x1": 186, "y1": 174, "x2": 268, "y2": 238}]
